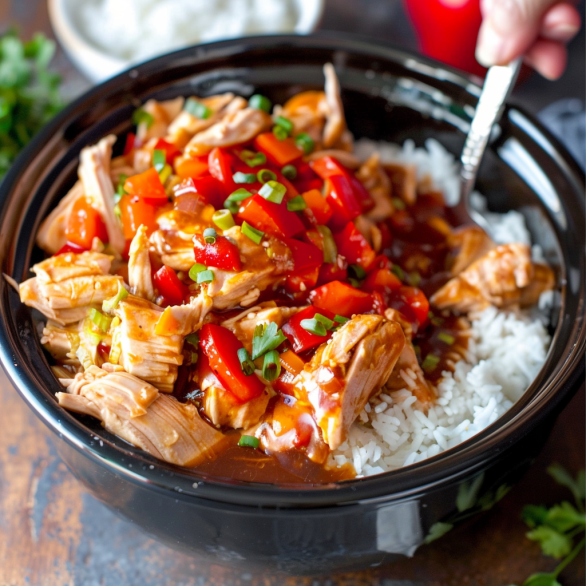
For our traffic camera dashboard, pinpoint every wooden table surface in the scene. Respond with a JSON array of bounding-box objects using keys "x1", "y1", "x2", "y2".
[{"x1": 0, "y1": 1, "x2": 584, "y2": 585}]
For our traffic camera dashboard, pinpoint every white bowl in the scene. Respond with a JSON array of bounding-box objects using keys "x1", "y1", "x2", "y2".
[{"x1": 48, "y1": 0, "x2": 325, "y2": 83}]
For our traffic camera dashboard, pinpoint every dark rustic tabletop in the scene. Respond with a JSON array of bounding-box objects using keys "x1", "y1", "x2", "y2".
[{"x1": 0, "y1": 1, "x2": 584, "y2": 585}]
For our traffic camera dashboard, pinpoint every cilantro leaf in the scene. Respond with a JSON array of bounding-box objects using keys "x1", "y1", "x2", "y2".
[
  {"x1": 547, "y1": 464, "x2": 585, "y2": 510},
  {"x1": 545, "y1": 501, "x2": 586, "y2": 533},
  {"x1": 522, "y1": 504, "x2": 549, "y2": 529},
  {"x1": 522, "y1": 573, "x2": 561, "y2": 586},
  {"x1": 424, "y1": 521, "x2": 453, "y2": 544},
  {"x1": 251, "y1": 322, "x2": 286, "y2": 360},
  {"x1": 526, "y1": 525, "x2": 573, "y2": 559}
]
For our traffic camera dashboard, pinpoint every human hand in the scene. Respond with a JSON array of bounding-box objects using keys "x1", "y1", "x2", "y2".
[{"x1": 475, "y1": 0, "x2": 582, "y2": 79}]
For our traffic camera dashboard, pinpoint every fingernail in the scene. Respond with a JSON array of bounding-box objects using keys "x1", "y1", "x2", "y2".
[
  {"x1": 547, "y1": 22, "x2": 580, "y2": 41},
  {"x1": 475, "y1": 23, "x2": 507, "y2": 66}
]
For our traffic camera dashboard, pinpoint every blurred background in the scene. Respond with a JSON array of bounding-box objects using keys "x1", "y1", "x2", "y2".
[{"x1": 0, "y1": 1, "x2": 584, "y2": 585}]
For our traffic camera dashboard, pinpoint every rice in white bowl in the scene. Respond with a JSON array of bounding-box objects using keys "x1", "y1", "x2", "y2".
[{"x1": 330, "y1": 139, "x2": 553, "y2": 477}]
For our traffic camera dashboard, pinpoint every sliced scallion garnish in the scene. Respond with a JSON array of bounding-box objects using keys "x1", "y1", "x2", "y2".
[
  {"x1": 212, "y1": 209, "x2": 235, "y2": 231},
  {"x1": 238, "y1": 435, "x2": 260, "y2": 449},
  {"x1": 258, "y1": 180, "x2": 286, "y2": 204},
  {"x1": 300, "y1": 318, "x2": 327, "y2": 337},
  {"x1": 185, "y1": 97, "x2": 211, "y2": 119},
  {"x1": 438, "y1": 332, "x2": 455, "y2": 345},
  {"x1": 196, "y1": 270, "x2": 214, "y2": 284},
  {"x1": 348, "y1": 264, "x2": 366, "y2": 280},
  {"x1": 159, "y1": 164, "x2": 172, "y2": 184},
  {"x1": 422, "y1": 353, "x2": 440, "y2": 372},
  {"x1": 256, "y1": 168, "x2": 277, "y2": 184},
  {"x1": 89, "y1": 308, "x2": 112, "y2": 333},
  {"x1": 248, "y1": 94, "x2": 272, "y2": 113},
  {"x1": 153, "y1": 149, "x2": 166, "y2": 173},
  {"x1": 185, "y1": 333, "x2": 200, "y2": 347},
  {"x1": 132, "y1": 107, "x2": 154, "y2": 128},
  {"x1": 233, "y1": 171, "x2": 256, "y2": 184},
  {"x1": 392, "y1": 197, "x2": 406, "y2": 211},
  {"x1": 274, "y1": 115, "x2": 293, "y2": 135},
  {"x1": 203, "y1": 227, "x2": 217, "y2": 244},
  {"x1": 262, "y1": 349, "x2": 281, "y2": 382},
  {"x1": 334, "y1": 315, "x2": 349, "y2": 325},
  {"x1": 281, "y1": 164, "x2": 297, "y2": 180},
  {"x1": 317, "y1": 225, "x2": 337, "y2": 264},
  {"x1": 314, "y1": 313, "x2": 334, "y2": 330},
  {"x1": 189, "y1": 263, "x2": 207, "y2": 281},
  {"x1": 286, "y1": 195, "x2": 307, "y2": 212},
  {"x1": 102, "y1": 283, "x2": 129, "y2": 313},
  {"x1": 295, "y1": 132, "x2": 314, "y2": 154},
  {"x1": 391, "y1": 264, "x2": 405, "y2": 281},
  {"x1": 273, "y1": 125, "x2": 288, "y2": 141},
  {"x1": 240, "y1": 149, "x2": 267, "y2": 167},
  {"x1": 241, "y1": 221, "x2": 264, "y2": 245},
  {"x1": 237, "y1": 347, "x2": 256, "y2": 376}
]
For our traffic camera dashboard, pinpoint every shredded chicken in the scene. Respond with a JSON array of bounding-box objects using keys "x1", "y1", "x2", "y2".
[
  {"x1": 36, "y1": 181, "x2": 85, "y2": 254},
  {"x1": 278, "y1": 90, "x2": 328, "y2": 146},
  {"x1": 136, "y1": 97, "x2": 185, "y2": 143},
  {"x1": 128, "y1": 225, "x2": 155, "y2": 301},
  {"x1": 41, "y1": 320, "x2": 82, "y2": 366},
  {"x1": 58, "y1": 364, "x2": 226, "y2": 466},
  {"x1": 431, "y1": 243, "x2": 555, "y2": 312},
  {"x1": 78, "y1": 135, "x2": 126, "y2": 254},
  {"x1": 300, "y1": 315, "x2": 405, "y2": 450},
  {"x1": 155, "y1": 290, "x2": 213, "y2": 337},
  {"x1": 322, "y1": 63, "x2": 352, "y2": 150},
  {"x1": 384, "y1": 162, "x2": 417, "y2": 205},
  {"x1": 448, "y1": 225, "x2": 496, "y2": 275},
  {"x1": 356, "y1": 153, "x2": 394, "y2": 222},
  {"x1": 202, "y1": 386, "x2": 270, "y2": 430}
]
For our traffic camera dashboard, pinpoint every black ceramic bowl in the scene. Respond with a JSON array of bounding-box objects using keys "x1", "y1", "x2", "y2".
[{"x1": 0, "y1": 34, "x2": 584, "y2": 576}]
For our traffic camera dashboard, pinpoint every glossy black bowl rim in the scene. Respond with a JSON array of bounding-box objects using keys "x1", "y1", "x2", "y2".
[{"x1": 0, "y1": 33, "x2": 584, "y2": 509}]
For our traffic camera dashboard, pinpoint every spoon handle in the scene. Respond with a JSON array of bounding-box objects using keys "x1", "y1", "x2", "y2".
[{"x1": 460, "y1": 58, "x2": 522, "y2": 199}]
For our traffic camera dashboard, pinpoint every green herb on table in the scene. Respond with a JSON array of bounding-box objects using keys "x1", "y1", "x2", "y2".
[
  {"x1": 0, "y1": 30, "x2": 63, "y2": 182},
  {"x1": 512, "y1": 464, "x2": 585, "y2": 586}
]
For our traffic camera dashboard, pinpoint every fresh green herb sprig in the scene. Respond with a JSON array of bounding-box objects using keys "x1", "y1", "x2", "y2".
[
  {"x1": 512, "y1": 464, "x2": 585, "y2": 586},
  {"x1": 251, "y1": 321, "x2": 286, "y2": 360},
  {"x1": 0, "y1": 30, "x2": 63, "y2": 182}
]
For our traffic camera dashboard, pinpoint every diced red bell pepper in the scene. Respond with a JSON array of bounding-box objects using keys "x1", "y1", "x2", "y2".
[
  {"x1": 310, "y1": 156, "x2": 351, "y2": 180},
  {"x1": 371, "y1": 291, "x2": 387, "y2": 316},
  {"x1": 302, "y1": 189, "x2": 333, "y2": 225},
  {"x1": 378, "y1": 222, "x2": 393, "y2": 252},
  {"x1": 119, "y1": 194, "x2": 159, "y2": 240},
  {"x1": 193, "y1": 233, "x2": 241, "y2": 272},
  {"x1": 175, "y1": 156, "x2": 209, "y2": 180},
  {"x1": 200, "y1": 324, "x2": 265, "y2": 403},
  {"x1": 398, "y1": 286, "x2": 429, "y2": 327},
  {"x1": 285, "y1": 266, "x2": 319, "y2": 294},
  {"x1": 349, "y1": 175, "x2": 375, "y2": 212},
  {"x1": 154, "y1": 138, "x2": 181, "y2": 164},
  {"x1": 333, "y1": 222, "x2": 376, "y2": 270},
  {"x1": 123, "y1": 132, "x2": 135, "y2": 156},
  {"x1": 326, "y1": 174, "x2": 362, "y2": 229},
  {"x1": 65, "y1": 197, "x2": 109, "y2": 250},
  {"x1": 208, "y1": 147, "x2": 238, "y2": 195},
  {"x1": 309, "y1": 281, "x2": 373, "y2": 318},
  {"x1": 282, "y1": 305, "x2": 336, "y2": 353},
  {"x1": 317, "y1": 262, "x2": 348, "y2": 286},
  {"x1": 284, "y1": 238, "x2": 324, "y2": 275},
  {"x1": 301, "y1": 229, "x2": 324, "y2": 250},
  {"x1": 293, "y1": 162, "x2": 322, "y2": 194},
  {"x1": 153, "y1": 265, "x2": 189, "y2": 306},
  {"x1": 363, "y1": 268, "x2": 403, "y2": 293},
  {"x1": 238, "y1": 194, "x2": 304, "y2": 239},
  {"x1": 56, "y1": 241, "x2": 90, "y2": 256},
  {"x1": 254, "y1": 132, "x2": 303, "y2": 167},
  {"x1": 371, "y1": 254, "x2": 393, "y2": 271},
  {"x1": 178, "y1": 176, "x2": 226, "y2": 209},
  {"x1": 124, "y1": 168, "x2": 168, "y2": 205}
]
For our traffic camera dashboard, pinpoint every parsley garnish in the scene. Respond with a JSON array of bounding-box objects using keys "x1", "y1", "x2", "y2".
[
  {"x1": 512, "y1": 464, "x2": 585, "y2": 586},
  {"x1": 251, "y1": 322, "x2": 286, "y2": 360}
]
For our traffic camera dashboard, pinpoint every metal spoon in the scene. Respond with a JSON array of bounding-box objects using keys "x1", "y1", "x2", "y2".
[{"x1": 454, "y1": 58, "x2": 522, "y2": 231}]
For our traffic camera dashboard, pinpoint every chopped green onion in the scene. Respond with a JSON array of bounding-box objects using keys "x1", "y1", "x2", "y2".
[
  {"x1": 241, "y1": 221, "x2": 264, "y2": 245},
  {"x1": 256, "y1": 168, "x2": 277, "y2": 184},
  {"x1": 102, "y1": 283, "x2": 129, "y2": 313},
  {"x1": 248, "y1": 94, "x2": 272, "y2": 113},
  {"x1": 189, "y1": 263, "x2": 207, "y2": 281},
  {"x1": 438, "y1": 332, "x2": 455, "y2": 345},
  {"x1": 189, "y1": 351, "x2": 199, "y2": 365},
  {"x1": 274, "y1": 115, "x2": 293, "y2": 135},
  {"x1": 83, "y1": 321, "x2": 102, "y2": 346},
  {"x1": 281, "y1": 165, "x2": 297, "y2": 180},
  {"x1": 185, "y1": 333, "x2": 199, "y2": 347},
  {"x1": 391, "y1": 264, "x2": 405, "y2": 281},
  {"x1": 113, "y1": 203, "x2": 121, "y2": 220},
  {"x1": 348, "y1": 264, "x2": 366, "y2": 280},
  {"x1": 132, "y1": 108, "x2": 154, "y2": 128},
  {"x1": 262, "y1": 350, "x2": 281, "y2": 382},
  {"x1": 316, "y1": 225, "x2": 337, "y2": 264},
  {"x1": 348, "y1": 278, "x2": 362, "y2": 288},
  {"x1": 258, "y1": 180, "x2": 286, "y2": 204},
  {"x1": 408, "y1": 271, "x2": 421, "y2": 286},
  {"x1": 197, "y1": 270, "x2": 214, "y2": 284},
  {"x1": 89, "y1": 308, "x2": 112, "y2": 333},
  {"x1": 153, "y1": 149, "x2": 166, "y2": 173},
  {"x1": 295, "y1": 132, "x2": 314, "y2": 154},
  {"x1": 212, "y1": 209, "x2": 235, "y2": 231},
  {"x1": 159, "y1": 164, "x2": 172, "y2": 184},
  {"x1": 429, "y1": 311, "x2": 444, "y2": 327},
  {"x1": 233, "y1": 171, "x2": 256, "y2": 184},
  {"x1": 237, "y1": 348, "x2": 256, "y2": 376},
  {"x1": 184, "y1": 97, "x2": 211, "y2": 119},
  {"x1": 240, "y1": 150, "x2": 266, "y2": 168},
  {"x1": 422, "y1": 353, "x2": 440, "y2": 372},
  {"x1": 334, "y1": 315, "x2": 349, "y2": 324},
  {"x1": 314, "y1": 313, "x2": 334, "y2": 330},
  {"x1": 392, "y1": 197, "x2": 406, "y2": 211},
  {"x1": 203, "y1": 228, "x2": 217, "y2": 244},
  {"x1": 114, "y1": 174, "x2": 128, "y2": 204},
  {"x1": 273, "y1": 125, "x2": 288, "y2": 141},
  {"x1": 286, "y1": 196, "x2": 307, "y2": 212},
  {"x1": 238, "y1": 435, "x2": 260, "y2": 449},
  {"x1": 226, "y1": 188, "x2": 253, "y2": 202},
  {"x1": 300, "y1": 318, "x2": 327, "y2": 337}
]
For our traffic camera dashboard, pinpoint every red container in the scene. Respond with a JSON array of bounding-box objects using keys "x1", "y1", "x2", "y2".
[{"x1": 403, "y1": 0, "x2": 486, "y2": 76}]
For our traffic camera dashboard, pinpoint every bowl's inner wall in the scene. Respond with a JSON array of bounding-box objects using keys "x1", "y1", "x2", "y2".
[{"x1": 1, "y1": 37, "x2": 584, "y2": 504}]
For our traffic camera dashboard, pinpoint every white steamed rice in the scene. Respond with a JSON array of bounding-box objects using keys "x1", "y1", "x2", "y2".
[{"x1": 330, "y1": 139, "x2": 552, "y2": 477}]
